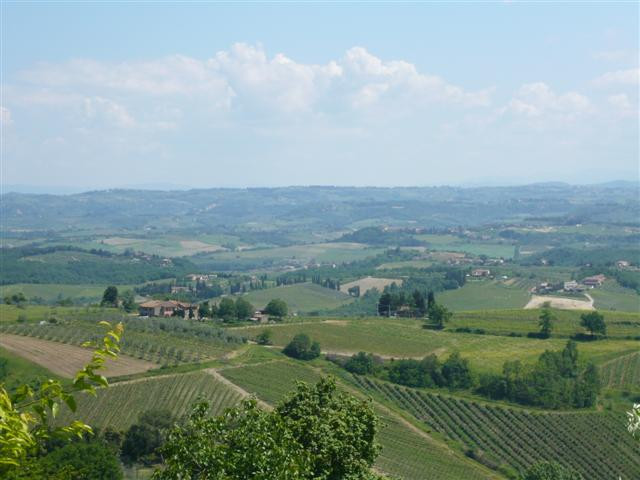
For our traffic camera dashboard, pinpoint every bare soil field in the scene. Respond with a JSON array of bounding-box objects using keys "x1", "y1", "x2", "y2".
[
  {"x1": 524, "y1": 294, "x2": 594, "y2": 311},
  {"x1": 0, "y1": 334, "x2": 155, "y2": 378},
  {"x1": 340, "y1": 276, "x2": 403, "y2": 295}
]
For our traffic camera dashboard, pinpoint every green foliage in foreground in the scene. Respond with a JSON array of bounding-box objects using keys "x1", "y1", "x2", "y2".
[
  {"x1": 0, "y1": 321, "x2": 123, "y2": 472},
  {"x1": 154, "y1": 377, "x2": 382, "y2": 480},
  {"x1": 523, "y1": 461, "x2": 583, "y2": 480}
]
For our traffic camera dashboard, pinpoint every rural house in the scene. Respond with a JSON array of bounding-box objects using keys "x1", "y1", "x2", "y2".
[
  {"x1": 582, "y1": 274, "x2": 606, "y2": 287},
  {"x1": 139, "y1": 300, "x2": 198, "y2": 319},
  {"x1": 471, "y1": 269, "x2": 491, "y2": 277}
]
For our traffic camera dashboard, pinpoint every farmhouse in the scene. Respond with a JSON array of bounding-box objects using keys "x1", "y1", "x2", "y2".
[
  {"x1": 563, "y1": 280, "x2": 584, "y2": 292},
  {"x1": 471, "y1": 269, "x2": 491, "y2": 277},
  {"x1": 582, "y1": 274, "x2": 606, "y2": 287},
  {"x1": 616, "y1": 260, "x2": 630, "y2": 269},
  {"x1": 250, "y1": 310, "x2": 269, "y2": 323},
  {"x1": 139, "y1": 300, "x2": 198, "y2": 319}
]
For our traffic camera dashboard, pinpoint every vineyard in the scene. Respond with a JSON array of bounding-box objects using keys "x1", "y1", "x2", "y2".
[
  {"x1": 220, "y1": 360, "x2": 498, "y2": 480},
  {"x1": 352, "y1": 375, "x2": 640, "y2": 479},
  {"x1": 0, "y1": 317, "x2": 244, "y2": 366},
  {"x1": 600, "y1": 352, "x2": 640, "y2": 390},
  {"x1": 56, "y1": 371, "x2": 244, "y2": 431}
]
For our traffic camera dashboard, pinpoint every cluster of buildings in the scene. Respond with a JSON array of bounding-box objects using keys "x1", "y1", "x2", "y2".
[
  {"x1": 138, "y1": 300, "x2": 199, "y2": 319},
  {"x1": 534, "y1": 274, "x2": 606, "y2": 294}
]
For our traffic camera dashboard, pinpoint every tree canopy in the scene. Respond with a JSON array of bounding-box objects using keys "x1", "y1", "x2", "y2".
[{"x1": 153, "y1": 377, "x2": 382, "y2": 480}]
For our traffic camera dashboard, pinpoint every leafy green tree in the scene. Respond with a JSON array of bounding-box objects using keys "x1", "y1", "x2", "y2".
[
  {"x1": 538, "y1": 308, "x2": 555, "y2": 338},
  {"x1": 5, "y1": 439, "x2": 123, "y2": 480},
  {"x1": 265, "y1": 298, "x2": 288, "y2": 318},
  {"x1": 283, "y1": 334, "x2": 321, "y2": 361},
  {"x1": 412, "y1": 290, "x2": 426, "y2": 316},
  {"x1": 523, "y1": 461, "x2": 583, "y2": 480},
  {"x1": 255, "y1": 329, "x2": 273, "y2": 345},
  {"x1": 0, "y1": 321, "x2": 123, "y2": 473},
  {"x1": 120, "y1": 290, "x2": 136, "y2": 313},
  {"x1": 101, "y1": 286, "x2": 119, "y2": 307},
  {"x1": 198, "y1": 301, "x2": 211, "y2": 319},
  {"x1": 121, "y1": 410, "x2": 174, "y2": 466},
  {"x1": 345, "y1": 352, "x2": 376, "y2": 375},
  {"x1": 441, "y1": 352, "x2": 473, "y2": 389},
  {"x1": 4, "y1": 293, "x2": 26, "y2": 305},
  {"x1": 235, "y1": 297, "x2": 254, "y2": 321},
  {"x1": 427, "y1": 302, "x2": 452, "y2": 329},
  {"x1": 154, "y1": 377, "x2": 381, "y2": 480},
  {"x1": 217, "y1": 297, "x2": 237, "y2": 321},
  {"x1": 580, "y1": 311, "x2": 606, "y2": 337}
]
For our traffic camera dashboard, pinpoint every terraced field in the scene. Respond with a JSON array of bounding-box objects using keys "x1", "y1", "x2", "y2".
[
  {"x1": 230, "y1": 318, "x2": 640, "y2": 372},
  {"x1": 600, "y1": 352, "x2": 640, "y2": 390},
  {"x1": 220, "y1": 360, "x2": 498, "y2": 480},
  {"x1": 56, "y1": 371, "x2": 244, "y2": 431},
  {"x1": 352, "y1": 375, "x2": 640, "y2": 480}
]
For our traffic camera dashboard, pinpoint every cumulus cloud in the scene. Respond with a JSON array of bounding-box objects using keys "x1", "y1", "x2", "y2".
[
  {"x1": 14, "y1": 43, "x2": 491, "y2": 117},
  {"x1": 593, "y1": 68, "x2": 640, "y2": 87},
  {"x1": 502, "y1": 82, "x2": 591, "y2": 118},
  {"x1": 0, "y1": 106, "x2": 12, "y2": 125},
  {"x1": 84, "y1": 97, "x2": 136, "y2": 128}
]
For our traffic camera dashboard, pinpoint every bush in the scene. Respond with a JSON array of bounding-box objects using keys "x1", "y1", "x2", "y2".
[
  {"x1": 283, "y1": 334, "x2": 321, "y2": 360},
  {"x1": 255, "y1": 330, "x2": 273, "y2": 346}
]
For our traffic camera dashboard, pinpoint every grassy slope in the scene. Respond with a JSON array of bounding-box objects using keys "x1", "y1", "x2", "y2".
[
  {"x1": 600, "y1": 352, "x2": 640, "y2": 390},
  {"x1": 0, "y1": 304, "x2": 95, "y2": 323},
  {"x1": 590, "y1": 280, "x2": 640, "y2": 312},
  {"x1": 230, "y1": 318, "x2": 640, "y2": 372},
  {"x1": 438, "y1": 280, "x2": 530, "y2": 311},
  {"x1": 449, "y1": 309, "x2": 640, "y2": 338},
  {"x1": 354, "y1": 375, "x2": 640, "y2": 480},
  {"x1": 0, "y1": 283, "x2": 134, "y2": 303},
  {"x1": 0, "y1": 346, "x2": 63, "y2": 391},
  {"x1": 220, "y1": 360, "x2": 497, "y2": 480},
  {"x1": 56, "y1": 371, "x2": 243, "y2": 431},
  {"x1": 243, "y1": 283, "x2": 354, "y2": 312}
]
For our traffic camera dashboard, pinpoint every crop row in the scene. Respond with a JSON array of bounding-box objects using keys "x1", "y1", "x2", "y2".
[
  {"x1": 352, "y1": 375, "x2": 640, "y2": 480},
  {"x1": 0, "y1": 322, "x2": 235, "y2": 365},
  {"x1": 600, "y1": 352, "x2": 640, "y2": 390},
  {"x1": 56, "y1": 371, "x2": 244, "y2": 431}
]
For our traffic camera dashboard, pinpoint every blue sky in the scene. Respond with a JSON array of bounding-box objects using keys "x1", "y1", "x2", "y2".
[{"x1": 2, "y1": 2, "x2": 638, "y2": 189}]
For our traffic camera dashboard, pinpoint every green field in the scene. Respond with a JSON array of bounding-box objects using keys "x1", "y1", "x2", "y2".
[
  {"x1": 600, "y1": 352, "x2": 640, "y2": 390},
  {"x1": 353, "y1": 375, "x2": 640, "y2": 480},
  {"x1": 230, "y1": 318, "x2": 639, "y2": 372},
  {"x1": 590, "y1": 281, "x2": 640, "y2": 312},
  {"x1": 0, "y1": 283, "x2": 134, "y2": 303},
  {"x1": 199, "y1": 242, "x2": 385, "y2": 266},
  {"x1": 449, "y1": 309, "x2": 640, "y2": 338},
  {"x1": 56, "y1": 371, "x2": 243, "y2": 431},
  {"x1": 221, "y1": 360, "x2": 497, "y2": 480},
  {"x1": 0, "y1": 346, "x2": 62, "y2": 391},
  {"x1": 0, "y1": 304, "x2": 93, "y2": 323},
  {"x1": 438, "y1": 280, "x2": 530, "y2": 311},
  {"x1": 414, "y1": 234, "x2": 516, "y2": 259},
  {"x1": 243, "y1": 283, "x2": 354, "y2": 313}
]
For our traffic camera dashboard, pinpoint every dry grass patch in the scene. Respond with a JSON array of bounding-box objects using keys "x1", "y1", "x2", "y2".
[
  {"x1": 0, "y1": 334, "x2": 154, "y2": 378},
  {"x1": 340, "y1": 276, "x2": 403, "y2": 294}
]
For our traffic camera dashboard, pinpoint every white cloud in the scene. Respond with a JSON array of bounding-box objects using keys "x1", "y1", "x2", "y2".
[
  {"x1": 14, "y1": 44, "x2": 491, "y2": 116},
  {"x1": 0, "y1": 106, "x2": 12, "y2": 125},
  {"x1": 593, "y1": 68, "x2": 640, "y2": 87},
  {"x1": 608, "y1": 93, "x2": 632, "y2": 110},
  {"x1": 84, "y1": 97, "x2": 136, "y2": 128},
  {"x1": 502, "y1": 82, "x2": 591, "y2": 118}
]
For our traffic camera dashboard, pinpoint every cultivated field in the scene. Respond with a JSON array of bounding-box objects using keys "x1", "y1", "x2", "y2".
[
  {"x1": 353, "y1": 375, "x2": 640, "y2": 480},
  {"x1": 340, "y1": 276, "x2": 403, "y2": 295},
  {"x1": 220, "y1": 359, "x2": 497, "y2": 480},
  {"x1": 0, "y1": 334, "x2": 154, "y2": 378},
  {"x1": 243, "y1": 283, "x2": 354, "y2": 313},
  {"x1": 525, "y1": 294, "x2": 594, "y2": 310},
  {"x1": 438, "y1": 281, "x2": 530, "y2": 311},
  {"x1": 449, "y1": 309, "x2": 640, "y2": 338},
  {"x1": 600, "y1": 352, "x2": 640, "y2": 390},
  {"x1": 56, "y1": 371, "x2": 244, "y2": 430},
  {"x1": 230, "y1": 317, "x2": 639, "y2": 372}
]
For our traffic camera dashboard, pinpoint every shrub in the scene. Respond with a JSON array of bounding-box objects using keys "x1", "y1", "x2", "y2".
[{"x1": 283, "y1": 333, "x2": 320, "y2": 360}]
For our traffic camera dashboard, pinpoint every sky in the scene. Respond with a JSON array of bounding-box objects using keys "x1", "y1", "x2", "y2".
[{"x1": 1, "y1": 2, "x2": 638, "y2": 190}]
